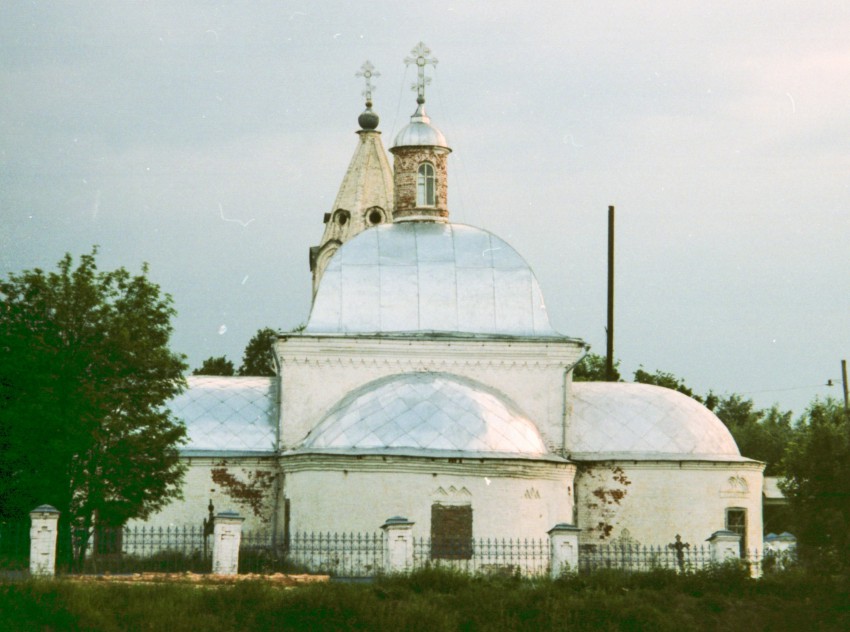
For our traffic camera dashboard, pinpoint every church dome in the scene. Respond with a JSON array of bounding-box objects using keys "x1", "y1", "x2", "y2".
[
  {"x1": 296, "y1": 372, "x2": 552, "y2": 459},
  {"x1": 392, "y1": 103, "x2": 449, "y2": 149},
  {"x1": 305, "y1": 221, "x2": 559, "y2": 337},
  {"x1": 567, "y1": 382, "x2": 747, "y2": 461}
]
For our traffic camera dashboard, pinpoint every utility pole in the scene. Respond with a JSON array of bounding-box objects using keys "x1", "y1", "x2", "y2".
[
  {"x1": 842, "y1": 359, "x2": 849, "y2": 417},
  {"x1": 606, "y1": 205, "x2": 616, "y2": 382}
]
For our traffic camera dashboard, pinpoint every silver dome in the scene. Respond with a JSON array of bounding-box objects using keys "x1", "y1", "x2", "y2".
[
  {"x1": 392, "y1": 103, "x2": 449, "y2": 149},
  {"x1": 567, "y1": 382, "x2": 746, "y2": 461},
  {"x1": 297, "y1": 372, "x2": 551, "y2": 459},
  {"x1": 305, "y1": 221, "x2": 559, "y2": 337},
  {"x1": 169, "y1": 376, "x2": 277, "y2": 455}
]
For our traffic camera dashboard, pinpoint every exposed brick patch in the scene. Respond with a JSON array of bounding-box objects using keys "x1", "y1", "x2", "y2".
[
  {"x1": 582, "y1": 466, "x2": 632, "y2": 541},
  {"x1": 210, "y1": 465, "x2": 277, "y2": 523}
]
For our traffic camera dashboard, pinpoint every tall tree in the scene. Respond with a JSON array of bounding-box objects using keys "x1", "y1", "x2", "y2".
[
  {"x1": 713, "y1": 394, "x2": 794, "y2": 475},
  {"x1": 633, "y1": 367, "x2": 717, "y2": 409},
  {"x1": 238, "y1": 327, "x2": 278, "y2": 376},
  {"x1": 193, "y1": 356, "x2": 235, "y2": 376},
  {"x1": 573, "y1": 352, "x2": 621, "y2": 382},
  {"x1": 780, "y1": 398, "x2": 850, "y2": 569},
  {"x1": 0, "y1": 249, "x2": 187, "y2": 562}
]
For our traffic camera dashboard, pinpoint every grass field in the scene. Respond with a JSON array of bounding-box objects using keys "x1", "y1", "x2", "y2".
[{"x1": 1, "y1": 566, "x2": 848, "y2": 631}]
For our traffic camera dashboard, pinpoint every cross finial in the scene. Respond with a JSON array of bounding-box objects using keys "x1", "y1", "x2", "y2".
[
  {"x1": 356, "y1": 60, "x2": 380, "y2": 106},
  {"x1": 404, "y1": 42, "x2": 438, "y2": 104}
]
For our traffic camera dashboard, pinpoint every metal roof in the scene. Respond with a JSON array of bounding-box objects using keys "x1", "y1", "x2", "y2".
[
  {"x1": 392, "y1": 102, "x2": 449, "y2": 149},
  {"x1": 296, "y1": 372, "x2": 553, "y2": 459},
  {"x1": 567, "y1": 382, "x2": 747, "y2": 461},
  {"x1": 168, "y1": 376, "x2": 277, "y2": 455},
  {"x1": 305, "y1": 222, "x2": 558, "y2": 337}
]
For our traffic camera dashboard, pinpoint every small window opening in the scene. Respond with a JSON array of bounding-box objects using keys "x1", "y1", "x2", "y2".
[
  {"x1": 337, "y1": 213, "x2": 348, "y2": 226},
  {"x1": 368, "y1": 210, "x2": 383, "y2": 225},
  {"x1": 431, "y1": 504, "x2": 472, "y2": 560},
  {"x1": 417, "y1": 162, "x2": 436, "y2": 207},
  {"x1": 725, "y1": 507, "x2": 747, "y2": 555}
]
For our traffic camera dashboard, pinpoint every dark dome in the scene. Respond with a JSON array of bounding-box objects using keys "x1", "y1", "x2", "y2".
[{"x1": 358, "y1": 106, "x2": 379, "y2": 131}]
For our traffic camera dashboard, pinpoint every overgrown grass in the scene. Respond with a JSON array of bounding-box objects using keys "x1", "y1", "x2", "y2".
[{"x1": 1, "y1": 567, "x2": 848, "y2": 631}]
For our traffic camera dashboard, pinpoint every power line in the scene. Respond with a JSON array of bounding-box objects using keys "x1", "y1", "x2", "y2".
[{"x1": 741, "y1": 384, "x2": 835, "y2": 395}]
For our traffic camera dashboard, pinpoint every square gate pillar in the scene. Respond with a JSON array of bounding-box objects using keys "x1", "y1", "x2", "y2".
[
  {"x1": 548, "y1": 523, "x2": 581, "y2": 577},
  {"x1": 212, "y1": 511, "x2": 245, "y2": 575},
  {"x1": 381, "y1": 517, "x2": 415, "y2": 574},
  {"x1": 29, "y1": 505, "x2": 60, "y2": 577},
  {"x1": 707, "y1": 530, "x2": 741, "y2": 563}
]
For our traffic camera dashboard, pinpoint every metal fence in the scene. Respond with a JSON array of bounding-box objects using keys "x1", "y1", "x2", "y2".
[
  {"x1": 578, "y1": 542, "x2": 791, "y2": 576},
  {"x1": 412, "y1": 537, "x2": 550, "y2": 577},
  {"x1": 240, "y1": 530, "x2": 384, "y2": 577},
  {"x1": 579, "y1": 542, "x2": 715, "y2": 573},
  {"x1": 57, "y1": 526, "x2": 384, "y2": 575},
  {"x1": 7, "y1": 520, "x2": 799, "y2": 578},
  {"x1": 59, "y1": 525, "x2": 211, "y2": 574}
]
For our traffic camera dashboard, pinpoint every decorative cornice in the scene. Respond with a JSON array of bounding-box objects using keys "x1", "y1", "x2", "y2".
[
  {"x1": 574, "y1": 459, "x2": 765, "y2": 473},
  {"x1": 281, "y1": 452, "x2": 576, "y2": 480},
  {"x1": 183, "y1": 455, "x2": 279, "y2": 467},
  {"x1": 278, "y1": 335, "x2": 584, "y2": 369}
]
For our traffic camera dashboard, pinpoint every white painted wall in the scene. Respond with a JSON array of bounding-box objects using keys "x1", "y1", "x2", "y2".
[
  {"x1": 276, "y1": 336, "x2": 584, "y2": 452},
  {"x1": 284, "y1": 456, "x2": 576, "y2": 540},
  {"x1": 132, "y1": 457, "x2": 279, "y2": 534},
  {"x1": 574, "y1": 460, "x2": 764, "y2": 551}
]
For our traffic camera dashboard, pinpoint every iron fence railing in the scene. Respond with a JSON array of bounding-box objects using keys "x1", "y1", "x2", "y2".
[
  {"x1": 58, "y1": 525, "x2": 211, "y2": 574},
  {"x1": 578, "y1": 542, "x2": 786, "y2": 575},
  {"x1": 412, "y1": 536, "x2": 549, "y2": 577},
  {"x1": 239, "y1": 530, "x2": 384, "y2": 577},
  {"x1": 6, "y1": 520, "x2": 799, "y2": 579},
  {"x1": 579, "y1": 542, "x2": 714, "y2": 573}
]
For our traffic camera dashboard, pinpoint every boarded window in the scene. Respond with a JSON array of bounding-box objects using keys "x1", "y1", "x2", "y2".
[
  {"x1": 725, "y1": 507, "x2": 747, "y2": 554},
  {"x1": 431, "y1": 504, "x2": 472, "y2": 560}
]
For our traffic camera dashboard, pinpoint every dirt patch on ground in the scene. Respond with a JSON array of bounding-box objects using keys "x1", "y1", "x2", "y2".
[{"x1": 68, "y1": 572, "x2": 330, "y2": 586}]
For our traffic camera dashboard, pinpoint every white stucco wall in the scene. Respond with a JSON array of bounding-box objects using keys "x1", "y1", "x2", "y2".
[
  {"x1": 277, "y1": 336, "x2": 584, "y2": 453},
  {"x1": 574, "y1": 460, "x2": 764, "y2": 551},
  {"x1": 283, "y1": 454, "x2": 576, "y2": 540},
  {"x1": 131, "y1": 457, "x2": 280, "y2": 533}
]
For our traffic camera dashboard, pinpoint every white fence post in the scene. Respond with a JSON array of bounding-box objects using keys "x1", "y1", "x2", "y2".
[
  {"x1": 707, "y1": 530, "x2": 741, "y2": 563},
  {"x1": 381, "y1": 516, "x2": 415, "y2": 574},
  {"x1": 212, "y1": 510, "x2": 244, "y2": 575},
  {"x1": 29, "y1": 505, "x2": 60, "y2": 577},
  {"x1": 548, "y1": 523, "x2": 581, "y2": 578}
]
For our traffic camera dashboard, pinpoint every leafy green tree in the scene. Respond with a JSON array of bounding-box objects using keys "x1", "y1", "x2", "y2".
[
  {"x1": 573, "y1": 352, "x2": 621, "y2": 382},
  {"x1": 192, "y1": 356, "x2": 235, "y2": 376},
  {"x1": 632, "y1": 367, "x2": 718, "y2": 409},
  {"x1": 238, "y1": 327, "x2": 278, "y2": 376},
  {"x1": 713, "y1": 394, "x2": 794, "y2": 475},
  {"x1": 0, "y1": 249, "x2": 187, "y2": 563},
  {"x1": 634, "y1": 366, "x2": 696, "y2": 397},
  {"x1": 780, "y1": 398, "x2": 850, "y2": 569}
]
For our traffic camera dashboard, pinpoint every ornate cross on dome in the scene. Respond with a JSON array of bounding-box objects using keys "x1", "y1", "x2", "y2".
[
  {"x1": 356, "y1": 60, "x2": 380, "y2": 106},
  {"x1": 404, "y1": 42, "x2": 438, "y2": 104}
]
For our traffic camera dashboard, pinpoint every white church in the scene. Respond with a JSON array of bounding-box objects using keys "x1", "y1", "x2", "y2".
[{"x1": 147, "y1": 45, "x2": 765, "y2": 554}]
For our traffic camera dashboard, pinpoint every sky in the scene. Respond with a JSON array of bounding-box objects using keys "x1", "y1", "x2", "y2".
[{"x1": 2, "y1": 1, "x2": 848, "y2": 417}]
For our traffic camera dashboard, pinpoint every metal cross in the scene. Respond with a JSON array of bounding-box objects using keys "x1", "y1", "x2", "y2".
[
  {"x1": 404, "y1": 41, "x2": 438, "y2": 103},
  {"x1": 667, "y1": 534, "x2": 690, "y2": 572},
  {"x1": 356, "y1": 60, "x2": 380, "y2": 105}
]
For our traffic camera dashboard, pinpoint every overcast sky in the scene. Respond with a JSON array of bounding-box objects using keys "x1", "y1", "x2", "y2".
[{"x1": 2, "y1": 2, "x2": 848, "y2": 416}]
